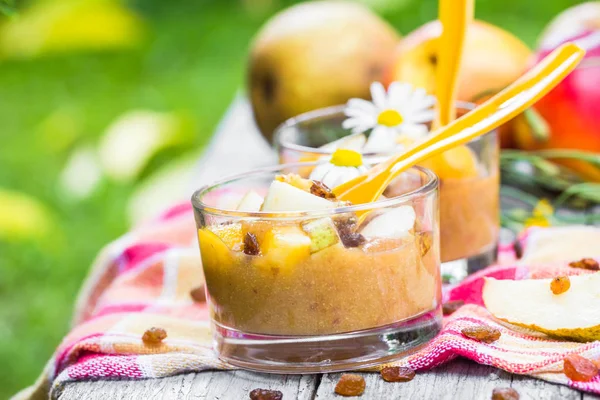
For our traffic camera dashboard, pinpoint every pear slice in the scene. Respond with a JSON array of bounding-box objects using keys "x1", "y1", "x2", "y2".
[
  {"x1": 301, "y1": 218, "x2": 340, "y2": 253},
  {"x1": 483, "y1": 273, "x2": 600, "y2": 342},
  {"x1": 360, "y1": 206, "x2": 416, "y2": 239},
  {"x1": 236, "y1": 190, "x2": 264, "y2": 212},
  {"x1": 261, "y1": 180, "x2": 337, "y2": 212}
]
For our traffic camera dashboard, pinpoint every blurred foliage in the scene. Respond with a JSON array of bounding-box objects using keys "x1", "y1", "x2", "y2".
[{"x1": 0, "y1": 0, "x2": 591, "y2": 397}]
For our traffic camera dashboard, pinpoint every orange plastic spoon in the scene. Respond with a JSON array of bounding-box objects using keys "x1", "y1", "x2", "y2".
[
  {"x1": 434, "y1": 0, "x2": 473, "y2": 127},
  {"x1": 333, "y1": 43, "x2": 585, "y2": 209}
]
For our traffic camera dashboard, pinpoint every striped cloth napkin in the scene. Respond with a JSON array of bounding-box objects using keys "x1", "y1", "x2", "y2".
[{"x1": 14, "y1": 203, "x2": 600, "y2": 400}]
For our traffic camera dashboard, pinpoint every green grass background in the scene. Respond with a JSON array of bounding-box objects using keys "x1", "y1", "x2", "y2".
[{"x1": 0, "y1": 0, "x2": 588, "y2": 396}]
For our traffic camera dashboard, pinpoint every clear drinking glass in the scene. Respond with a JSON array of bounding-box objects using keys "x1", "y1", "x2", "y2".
[
  {"x1": 192, "y1": 162, "x2": 441, "y2": 372},
  {"x1": 275, "y1": 104, "x2": 499, "y2": 280}
]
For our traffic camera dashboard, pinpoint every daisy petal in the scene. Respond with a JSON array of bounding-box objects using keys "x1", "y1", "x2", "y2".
[
  {"x1": 370, "y1": 82, "x2": 388, "y2": 109},
  {"x1": 364, "y1": 126, "x2": 396, "y2": 153},
  {"x1": 388, "y1": 81, "x2": 413, "y2": 109},
  {"x1": 346, "y1": 98, "x2": 377, "y2": 115},
  {"x1": 408, "y1": 109, "x2": 436, "y2": 124}
]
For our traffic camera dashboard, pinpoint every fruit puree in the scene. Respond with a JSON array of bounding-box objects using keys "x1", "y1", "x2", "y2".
[
  {"x1": 438, "y1": 172, "x2": 499, "y2": 261},
  {"x1": 199, "y1": 226, "x2": 439, "y2": 335}
]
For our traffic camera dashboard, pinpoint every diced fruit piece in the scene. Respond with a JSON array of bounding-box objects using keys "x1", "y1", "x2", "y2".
[
  {"x1": 260, "y1": 226, "x2": 311, "y2": 267},
  {"x1": 419, "y1": 145, "x2": 479, "y2": 180},
  {"x1": 237, "y1": 190, "x2": 264, "y2": 212},
  {"x1": 380, "y1": 366, "x2": 416, "y2": 382},
  {"x1": 275, "y1": 173, "x2": 313, "y2": 191},
  {"x1": 262, "y1": 180, "x2": 337, "y2": 212},
  {"x1": 301, "y1": 218, "x2": 340, "y2": 253},
  {"x1": 198, "y1": 228, "x2": 234, "y2": 268},
  {"x1": 190, "y1": 287, "x2": 206, "y2": 303},
  {"x1": 335, "y1": 374, "x2": 366, "y2": 396},
  {"x1": 461, "y1": 325, "x2": 501, "y2": 343},
  {"x1": 209, "y1": 223, "x2": 244, "y2": 250},
  {"x1": 483, "y1": 273, "x2": 600, "y2": 341},
  {"x1": 563, "y1": 354, "x2": 599, "y2": 382},
  {"x1": 360, "y1": 206, "x2": 416, "y2": 239}
]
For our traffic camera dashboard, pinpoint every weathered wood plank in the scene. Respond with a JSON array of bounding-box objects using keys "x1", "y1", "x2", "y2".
[
  {"x1": 314, "y1": 359, "x2": 584, "y2": 400},
  {"x1": 57, "y1": 371, "x2": 317, "y2": 400}
]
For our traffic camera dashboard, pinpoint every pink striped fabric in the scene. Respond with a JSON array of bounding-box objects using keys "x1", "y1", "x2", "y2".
[{"x1": 13, "y1": 203, "x2": 600, "y2": 399}]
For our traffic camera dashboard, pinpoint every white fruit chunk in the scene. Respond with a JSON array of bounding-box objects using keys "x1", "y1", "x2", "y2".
[
  {"x1": 360, "y1": 206, "x2": 416, "y2": 239},
  {"x1": 301, "y1": 218, "x2": 340, "y2": 253},
  {"x1": 236, "y1": 190, "x2": 264, "y2": 212},
  {"x1": 483, "y1": 273, "x2": 600, "y2": 342},
  {"x1": 261, "y1": 180, "x2": 337, "y2": 212}
]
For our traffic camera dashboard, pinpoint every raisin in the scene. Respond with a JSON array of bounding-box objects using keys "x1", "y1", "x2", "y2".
[
  {"x1": 564, "y1": 354, "x2": 599, "y2": 382},
  {"x1": 190, "y1": 286, "x2": 206, "y2": 303},
  {"x1": 249, "y1": 388, "x2": 283, "y2": 400},
  {"x1": 380, "y1": 366, "x2": 415, "y2": 382},
  {"x1": 340, "y1": 232, "x2": 366, "y2": 247},
  {"x1": 334, "y1": 217, "x2": 365, "y2": 248},
  {"x1": 310, "y1": 181, "x2": 336, "y2": 200},
  {"x1": 569, "y1": 258, "x2": 599, "y2": 271},
  {"x1": 442, "y1": 300, "x2": 465, "y2": 316},
  {"x1": 492, "y1": 387, "x2": 519, "y2": 400},
  {"x1": 550, "y1": 276, "x2": 570, "y2": 295},
  {"x1": 513, "y1": 240, "x2": 523, "y2": 259},
  {"x1": 335, "y1": 374, "x2": 366, "y2": 397},
  {"x1": 142, "y1": 327, "x2": 167, "y2": 344},
  {"x1": 461, "y1": 325, "x2": 501, "y2": 343},
  {"x1": 244, "y1": 232, "x2": 261, "y2": 255}
]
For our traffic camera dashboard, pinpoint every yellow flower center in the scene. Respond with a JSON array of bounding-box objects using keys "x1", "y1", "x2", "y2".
[
  {"x1": 377, "y1": 109, "x2": 403, "y2": 127},
  {"x1": 330, "y1": 149, "x2": 363, "y2": 167}
]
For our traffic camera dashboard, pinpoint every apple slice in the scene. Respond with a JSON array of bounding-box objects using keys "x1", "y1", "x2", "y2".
[
  {"x1": 236, "y1": 190, "x2": 264, "y2": 212},
  {"x1": 301, "y1": 218, "x2": 340, "y2": 253},
  {"x1": 483, "y1": 273, "x2": 600, "y2": 342},
  {"x1": 262, "y1": 180, "x2": 338, "y2": 212},
  {"x1": 360, "y1": 206, "x2": 416, "y2": 239}
]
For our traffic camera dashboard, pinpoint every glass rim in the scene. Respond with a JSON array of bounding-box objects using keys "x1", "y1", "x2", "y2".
[
  {"x1": 191, "y1": 161, "x2": 438, "y2": 219},
  {"x1": 274, "y1": 100, "x2": 494, "y2": 156}
]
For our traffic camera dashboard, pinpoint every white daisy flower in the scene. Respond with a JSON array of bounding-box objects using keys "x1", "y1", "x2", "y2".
[
  {"x1": 342, "y1": 82, "x2": 437, "y2": 153},
  {"x1": 310, "y1": 149, "x2": 368, "y2": 189}
]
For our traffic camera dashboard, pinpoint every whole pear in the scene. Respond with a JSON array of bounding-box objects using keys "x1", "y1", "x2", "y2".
[{"x1": 248, "y1": 1, "x2": 399, "y2": 142}]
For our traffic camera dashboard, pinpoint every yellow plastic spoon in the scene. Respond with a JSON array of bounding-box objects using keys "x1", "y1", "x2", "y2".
[
  {"x1": 434, "y1": 0, "x2": 473, "y2": 128},
  {"x1": 332, "y1": 43, "x2": 585, "y2": 210}
]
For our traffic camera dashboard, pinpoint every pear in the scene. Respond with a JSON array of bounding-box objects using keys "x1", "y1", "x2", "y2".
[
  {"x1": 260, "y1": 226, "x2": 311, "y2": 269},
  {"x1": 301, "y1": 218, "x2": 340, "y2": 253},
  {"x1": 483, "y1": 273, "x2": 600, "y2": 342},
  {"x1": 248, "y1": 1, "x2": 399, "y2": 142},
  {"x1": 236, "y1": 190, "x2": 264, "y2": 212},
  {"x1": 261, "y1": 181, "x2": 337, "y2": 212},
  {"x1": 360, "y1": 206, "x2": 416, "y2": 239}
]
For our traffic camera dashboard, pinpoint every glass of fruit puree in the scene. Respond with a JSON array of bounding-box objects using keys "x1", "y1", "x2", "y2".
[
  {"x1": 192, "y1": 161, "x2": 441, "y2": 372},
  {"x1": 275, "y1": 104, "x2": 499, "y2": 281}
]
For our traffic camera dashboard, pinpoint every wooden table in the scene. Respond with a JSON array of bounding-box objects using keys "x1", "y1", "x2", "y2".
[{"x1": 57, "y1": 98, "x2": 600, "y2": 400}]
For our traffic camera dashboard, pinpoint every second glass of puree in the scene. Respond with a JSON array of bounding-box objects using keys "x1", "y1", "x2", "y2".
[{"x1": 275, "y1": 104, "x2": 499, "y2": 278}]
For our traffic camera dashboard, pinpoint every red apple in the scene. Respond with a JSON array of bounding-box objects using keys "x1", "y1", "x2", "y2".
[
  {"x1": 538, "y1": 2, "x2": 600, "y2": 49},
  {"x1": 515, "y1": 30, "x2": 600, "y2": 181}
]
